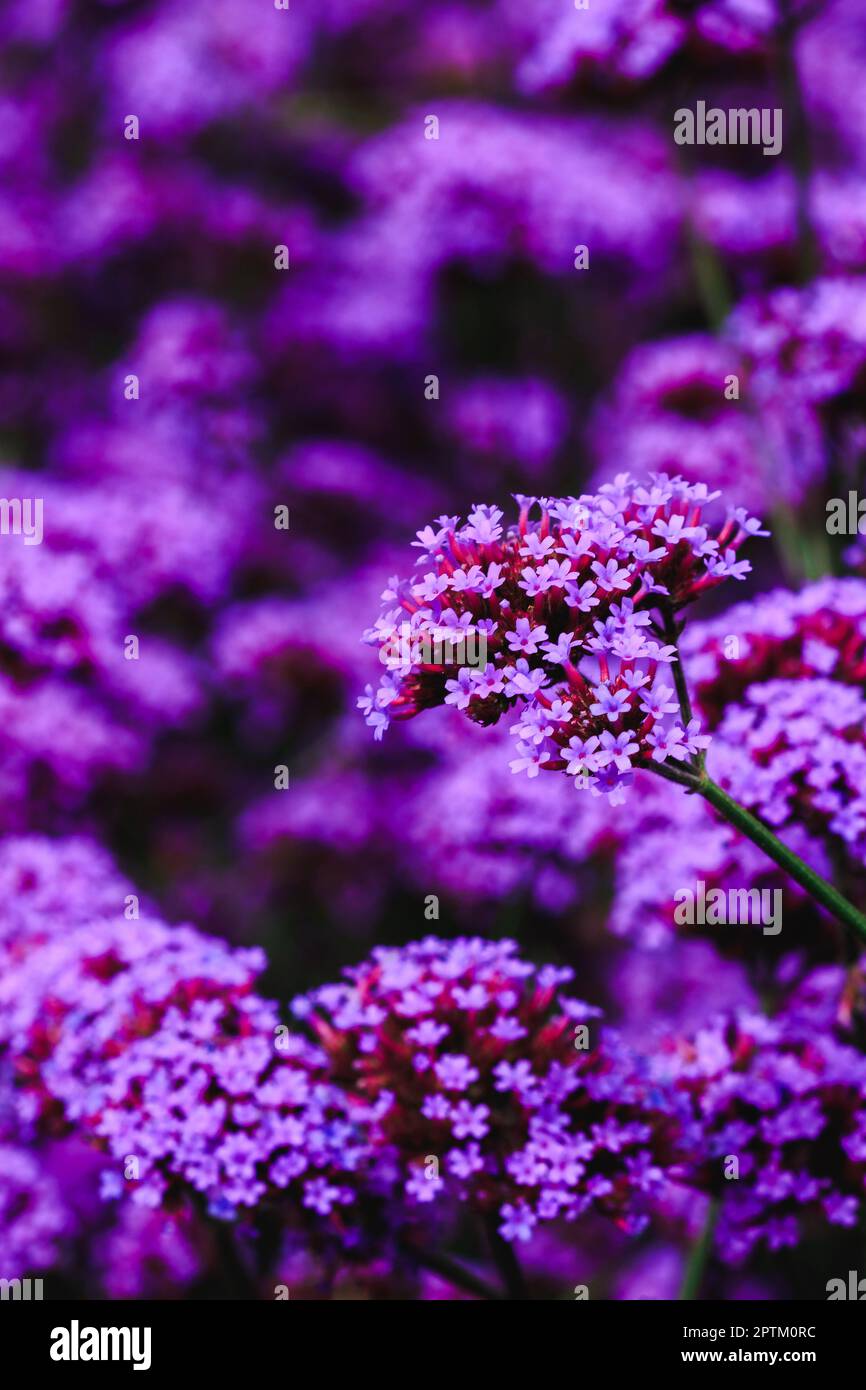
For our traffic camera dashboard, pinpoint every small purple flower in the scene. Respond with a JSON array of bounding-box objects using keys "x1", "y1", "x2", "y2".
[
  {"x1": 498, "y1": 1201, "x2": 536, "y2": 1242},
  {"x1": 506, "y1": 617, "x2": 549, "y2": 655},
  {"x1": 434, "y1": 1054, "x2": 481, "y2": 1092},
  {"x1": 451, "y1": 1102, "x2": 490, "y2": 1141}
]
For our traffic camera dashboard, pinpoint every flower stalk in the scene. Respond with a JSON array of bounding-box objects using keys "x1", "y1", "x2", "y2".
[
  {"x1": 678, "y1": 1199, "x2": 719, "y2": 1302},
  {"x1": 651, "y1": 629, "x2": 866, "y2": 948}
]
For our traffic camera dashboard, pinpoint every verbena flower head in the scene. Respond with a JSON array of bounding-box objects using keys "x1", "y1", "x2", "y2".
[
  {"x1": 0, "y1": 1138, "x2": 70, "y2": 1276},
  {"x1": 93, "y1": 1200, "x2": 204, "y2": 1299},
  {"x1": 590, "y1": 335, "x2": 774, "y2": 510},
  {"x1": 677, "y1": 581, "x2": 866, "y2": 911},
  {"x1": 503, "y1": 0, "x2": 778, "y2": 95},
  {"x1": 361, "y1": 475, "x2": 765, "y2": 799},
  {"x1": 85, "y1": 996, "x2": 383, "y2": 1232},
  {"x1": 0, "y1": 874, "x2": 384, "y2": 1243},
  {"x1": 444, "y1": 376, "x2": 569, "y2": 475},
  {"x1": 659, "y1": 980, "x2": 866, "y2": 1263},
  {"x1": 683, "y1": 577, "x2": 866, "y2": 724},
  {"x1": 293, "y1": 935, "x2": 683, "y2": 1242},
  {"x1": 715, "y1": 678, "x2": 866, "y2": 855},
  {"x1": 0, "y1": 835, "x2": 133, "y2": 946}
]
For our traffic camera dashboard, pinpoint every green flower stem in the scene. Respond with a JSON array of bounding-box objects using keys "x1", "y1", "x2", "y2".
[
  {"x1": 648, "y1": 760, "x2": 866, "y2": 948},
  {"x1": 700, "y1": 777, "x2": 866, "y2": 946},
  {"x1": 660, "y1": 604, "x2": 706, "y2": 773},
  {"x1": 685, "y1": 220, "x2": 731, "y2": 332},
  {"x1": 649, "y1": 618, "x2": 866, "y2": 945},
  {"x1": 678, "y1": 1198, "x2": 720, "y2": 1301}
]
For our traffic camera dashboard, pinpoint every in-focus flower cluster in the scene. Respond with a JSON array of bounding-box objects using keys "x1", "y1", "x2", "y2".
[{"x1": 361, "y1": 475, "x2": 765, "y2": 800}]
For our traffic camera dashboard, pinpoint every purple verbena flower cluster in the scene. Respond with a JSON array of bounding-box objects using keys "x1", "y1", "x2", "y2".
[
  {"x1": 0, "y1": 1139, "x2": 69, "y2": 1278},
  {"x1": 293, "y1": 936, "x2": 681, "y2": 1241},
  {"x1": 0, "y1": 858, "x2": 381, "y2": 1239},
  {"x1": 4, "y1": 0, "x2": 866, "y2": 1305},
  {"x1": 661, "y1": 977, "x2": 866, "y2": 1263},
  {"x1": 362, "y1": 476, "x2": 764, "y2": 800}
]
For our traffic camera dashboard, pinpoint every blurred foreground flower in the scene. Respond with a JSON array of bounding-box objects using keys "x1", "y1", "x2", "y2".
[
  {"x1": 293, "y1": 935, "x2": 684, "y2": 1255},
  {"x1": 661, "y1": 963, "x2": 866, "y2": 1263},
  {"x1": 0, "y1": 841, "x2": 385, "y2": 1255}
]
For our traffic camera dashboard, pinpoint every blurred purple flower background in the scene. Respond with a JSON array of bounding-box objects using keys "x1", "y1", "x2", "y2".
[{"x1": 2, "y1": 0, "x2": 866, "y2": 1301}]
